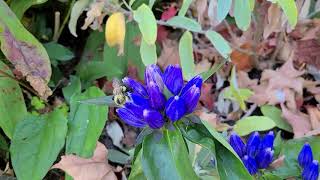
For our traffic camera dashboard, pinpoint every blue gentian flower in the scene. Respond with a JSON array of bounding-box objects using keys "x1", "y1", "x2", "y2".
[
  {"x1": 298, "y1": 143, "x2": 314, "y2": 168},
  {"x1": 302, "y1": 160, "x2": 319, "y2": 180},
  {"x1": 229, "y1": 131, "x2": 275, "y2": 175},
  {"x1": 229, "y1": 132, "x2": 246, "y2": 158},
  {"x1": 242, "y1": 155, "x2": 258, "y2": 175},
  {"x1": 247, "y1": 132, "x2": 261, "y2": 158},
  {"x1": 116, "y1": 64, "x2": 203, "y2": 129}
]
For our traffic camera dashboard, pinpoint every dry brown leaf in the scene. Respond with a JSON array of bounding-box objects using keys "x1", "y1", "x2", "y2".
[
  {"x1": 281, "y1": 103, "x2": 311, "y2": 138},
  {"x1": 81, "y1": 0, "x2": 107, "y2": 31},
  {"x1": 295, "y1": 39, "x2": 320, "y2": 70},
  {"x1": 231, "y1": 43, "x2": 254, "y2": 72},
  {"x1": 195, "y1": 110, "x2": 230, "y2": 131},
  {"x1": 270, "y1": 155, "x2": 285, "y2": 169},
  {"x1": 237, "y1": 71, "x2": 258, "y2": 89},
  {"x1": 157, "y1": 39, "x2": 180, "y2": 69},
  {"x1": 52, "y1": 142, "x2": 116, "y2": 180},
  {"x1": 199, "y1": 83, "x2": 214, "y2": 111},
  {"x1": 196, "y1": 0, "x2": 207, "y2": 26},
  {"x1": 306, "y1": 106, "x2": 320, "y2": 130},
  {"x1": 263, "y1": 3, "x2": 282, "y2": 39},
  {"x1": 194, "y1": 58, "x2": 212, "y2": 75}
]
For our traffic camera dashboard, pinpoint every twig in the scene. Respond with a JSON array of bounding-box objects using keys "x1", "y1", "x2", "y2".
[
  {"x1": 54, "y1": 0, "x2": 76, "y2": 41},
  {"x1": 52, "y1": 11, "x2": 61, "y2": 42}
]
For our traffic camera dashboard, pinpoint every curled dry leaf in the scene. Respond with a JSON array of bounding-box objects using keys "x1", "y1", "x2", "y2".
[
  {"x1": 81, "y1": 0, "x2": 107, "y2": 31},
  {"x1": 263, "y1": 3, "x2": 282, "y2": 39},
  {"x1": 270, "y1": 155, "x2": 285, "y2": 169},
  {"x1": 52, "y1": 142, "x2": 117, "y2": 180},
  {"x1": 199, "y1": 83, "x2": 214, "y2": 111},
  {"x1": 194, "y1": 110, "x2": 230, "y2": 131},
  {"x1": 281, "y1": 103, "x2": 311, "y2": 138},
  {"x1": 306, "y1": 106, "x2": 320, "y2": 130},
  {"x1": 230, "y1": 43, "x2": 254, "y2": 72},
  {"x1": 0, "y1": 1, "x2": 52, "y2": 99},
  {"x1": 157, "y1": 39, "x2": 180, "y2": 69}
]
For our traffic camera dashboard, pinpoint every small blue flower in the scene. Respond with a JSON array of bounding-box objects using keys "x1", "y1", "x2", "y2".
[
  {"x1": 147, "y1": 81, "x2": 166, "y2": 110},
  {"x1": 181, "y1": 85, "x2": 201, "y2": 114},
  {"x1": 302, "y1": 160, "x2": 319, "y2": 180},
  {"x1": 298, "y1": 143, "x2": 314, "y2": 168},
  {"x1": 145, "y1": 64, "x2": 164, "y2": 91},
  {"x1": 122, "y1": 77, "x2": 148, "y2": 97},
  {"x1": 163, "y1": 64, "x2": 184, "y2": 95},
  {"x1": 247, "y1": 132, "x2": 260, "y2": 158},
  {"x1": 116, "y1": 107, "x2": 147, "y2": 128},
  {"x1": 256, "y1": 147, "x2": 274, "y2": 169},
  {"x1": 143, "y1": 109, "x2": 165, "y2": 129},
  {"x1": 242, "y1": 155, "x2": 258, "y2": 175},
  {"x1": 229, "y1": 132, "x2": 246, "y2": 158},
  {"x1": 260, "y1": 131, "x2": 274, "y2": 150},
  {"x1": 165, "y1": 96, "x2": 186, "y2": 122},
  {"x1": 180, "y1": 75, "x2": 203, "y2": 95}
]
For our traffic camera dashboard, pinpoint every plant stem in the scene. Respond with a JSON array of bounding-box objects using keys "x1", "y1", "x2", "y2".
[{"x1": 54, "y1": 0, "x2": 76, "y2": 41}]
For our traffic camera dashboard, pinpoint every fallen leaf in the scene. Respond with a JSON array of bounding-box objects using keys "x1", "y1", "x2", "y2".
[
  {"x1": 295, "y1": 39, "x2": 320, "y2": 70},
  {"x1": 263, "y1": 3, "x2": 282, "y2": 39},
  {"x1": 281, "y1": 103, "x2": 311, "y2": 138},
  {"x1": 306, "y1": 106, "x2": 320, "y2": 130},
  {"x1": 106, "y1": 121, "x2": 124, "y2": 148},
  {"x1": 157, "y1": 39, "x2": 180, "y2": 69},
  {"x1": 52, "y1": 142, "x2": 117, "y2": 180},
  {"x1": 231, "y1": 43, "x2": 254, "y2": 71},
  {"x1": 161, "y1": 5, "x2": 177, "y2": 20},
  {"x1": 199, "y1": 83, "x2": 214, "y2": 111},
  {"x1": 270, "y1": 155, "x2": 285, "y2": 169},
  {"x1": 194, "y1": 58, "x2": 212, "y2": 75},
  {"x1": 81, "y1": 0, "x2": 107, "y2": 31},
  {"x1": 196, "y1": 0, "x2": 208, "y2": 26},
  {"x1": 195, "y1": 110, "x2": 230, "y2": 131}
]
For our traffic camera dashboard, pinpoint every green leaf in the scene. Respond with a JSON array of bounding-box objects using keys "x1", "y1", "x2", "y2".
[
  {"x1": 43, "y1": 42, "x2": 74, "y2": 61},
  {"x1": 103, "y1": 42, "x2": 128, "y2": 79},
  {"x1": 217, "y1": 0, "x2": 232, "y2": 23},
  {"x1": 166, "y1": 16, "x2": 202, "y2": 32},
  {"x1": 0, "y1": 61, "x2": 27, "y2": 139},
  {"x1": 179, "y1": 31, "x2": 195, "y2": 80},
  {"x1": 205, "y1": 30, "x2": 231, "y2": 59},
  {"x1": 272, "y1": 136, "x2": 320, "y2": 178},
  {"x1": 261, "y1": 105, "x2": 293, "y2": 132},
  {"x1": 0, "y1": 0, "x2": 52, "y2": 99},
  {"x1": 200, "y1": 59, "x2": 227, "y2": 81},
  {"x1": 178, "y1": 0, "x2": 192, "y2": 16},
  {"x1": 68, "y1": 0, "x2": 90, "y2": 37},
  {"x1": 141, "y1": 128, "x2": 198, "y2": 180},
  {"x1": 62, "y1": 75, "x2": 81, "y2": 104},
  {"x1": 277, "y1": 0, "x2": 298, "y2": 28},
  {"x1": 66, "y1": 86, "x2": 108, "y2": 157},
  {"x1": 233, "y1": 0, "x2": 251, "y2": 30},
  {"x1": 10, "y1": 109, "x2": 68, "y2": 180},
  {"x1": 234, "y1": 116, "x2": 276, "y2": 136},
  {"x1": 133, "y1": 4, "x2": 157, "y2": 44},
  {"x1": 128, "y1": 150, "x2": 147, "y2": 180},
  {"x1": 78, "y1": 95, "x2": 116, "y2": 106},
  {"x1": 140, "y1": 38, "x2": 157, "y2": 66},
  {"x1": 10, "y1": 0, "x2": 48, "y2": 20},
  {"x1": 201, "y1": 121, "x2": 253, "y2": 180}
]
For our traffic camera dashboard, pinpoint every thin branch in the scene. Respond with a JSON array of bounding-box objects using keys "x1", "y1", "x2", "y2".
[
  {"x1": 55, "y1": 0, "x2": 76, "y2": 41},
  {"x1": 52, "y1": 11, "x2": 61, "y2": 42}
]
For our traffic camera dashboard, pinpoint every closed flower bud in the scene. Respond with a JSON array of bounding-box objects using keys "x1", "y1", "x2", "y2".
[
  {"x1": 180, "y1": 75, "x2": 203, "y2": 95},
  {"x1": 147, "y1": 81, "x2": 166, "y2": 110},
  {"x1": 143, "y1": 109, "x2": 165, "y2": 129},
  {"x1": 163, "y1": 64, "x2": 184, "y2": 95},
  {"x1": 181, "y1": 85, "x2": 200, "y2": 114},
  {"x1": 298, "y1": 143, "x2": 314, "y2": 168},
  {"x1": 165, "y1": 96, "x2": 186, "y2": 122},
  {"x1": 302, "y1": 160, "x2": 319, "y2": 180},
  {"x1": 260, "y1": 131, "x2": 274, "y2": 150},
  {"x1": 122, "y1": 77, "x2": 148, "y2": 97},
  {"x1": 125, "y1": 93, "x2": 149, "y2": 119},
  {"x1": 229, "y1": 132, "x2": 246, "y2": 158},
  {"x1": 116, "y1": 107, "x2": 146, "y2": 128},
  {"x1": 247, "y1": 132, "x2": 260, "y2": 158},
  {"x1": 105, "y1": 12, "x2": 126, "y2": 55},
  {"x1": 145, "y1": 65, "x2": 164, "y2": 91},
  {"x1": 242, "y1": 155, "x2": 258, "y2": 175},
  {"x1": 256, "y1": 148, "x2": 274, "y2": 169}
]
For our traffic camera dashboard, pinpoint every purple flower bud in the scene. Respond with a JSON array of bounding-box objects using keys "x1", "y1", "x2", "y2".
[
  {"x1": 163, "y1": 64, "x2": 184, "y2": 95},
  {"x1": 145, "y1": 64, "x2": 164, "y2": 91},
  {"x1": 260, "y1": 131, "x2": 274, "y2": 150},
  {"x1": 180, "y1": 75, "x2": 203, "y2": 96},
  {"x1": 302, "y1": 160, "x2": 319, "y2": 180},
  {"x1": 143, "y1": 109, "x2": 165, "y2": 129},
  {"x1": 165, "y1": 96, "x2": 186, "y2": 122},
  {"x1": 256, "y1": 148, "x2": 274, "y2": 169},
  {"x1": 125, "y1": 93, "x2": 149, "y2": 119},
  {"x1": 247, "y1": 132, "x2": 260, "y2": 158},
  {"x1": 180, "y1": 85, "x2": 200, "y2": 114},
  {"x1": 242, "y1": 155, "x2": 258, "y2": 175},
  {"x1": 116, "y1": 107, "x2": 146, "y2": 128},
  {"x1": 298, "y1": 143, "x2": 314, "y2": 168},
  {"x1": 122, "y1": 77, "x2": 148, "y2": 97},
  {"x1": 229, "y1": 132, "x2": 246, "y2": 158},
  {"x1": 147, "y1": 81, "x2": 166, "y2": 110}
]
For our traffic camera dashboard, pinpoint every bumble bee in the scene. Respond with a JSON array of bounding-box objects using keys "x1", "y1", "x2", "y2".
[{"x1": 112, "y1": 78, "x2": 129, "y2": 106}]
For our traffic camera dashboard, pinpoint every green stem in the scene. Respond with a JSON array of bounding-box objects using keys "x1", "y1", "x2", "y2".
[{"x1": 54, "y1": 0, "x2": 76, "y2": 42}]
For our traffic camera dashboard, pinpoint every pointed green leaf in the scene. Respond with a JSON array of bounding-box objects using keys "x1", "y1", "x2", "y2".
[
  {"x1": 10, "y1": 0, "x2": 48, "y2": 20},
  {"x1": 179, "y1": 31, "x2": 195, "y2": 80},
  {"x1": 234, "y1": 116, "x2": 276, "y2": 136},
  {"x1": 277, "y1": 0, "x2": 298, "y2": 28},
  {"x1": 205, "y1": 30, "x2": 231, "y2": 59},
  {"x1": 233, "y1": 0, "x2": 251, "y2": 30},
  {"x1": 217, "y1": 0, "x2": 232, "y2": 23},
  {"x1": 179, "y1": 0, "x2": 192, "y2": 16},
  {"x1": 261, "y1": 105, "x2": 293, "y2": 132},
  {"x1": 10, "y1": 109, "x2": 68, "y2": 180},
  {"x1": 167, "y1": 16, "x2": 202, "y2": 32},
  {"x1": 140, "y1": 38, "x2": 157, "y2": 66}
]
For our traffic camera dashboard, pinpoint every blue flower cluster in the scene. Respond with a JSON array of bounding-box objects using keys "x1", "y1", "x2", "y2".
[
  {"x1": 229, "y1": 131, "x2": 274, "y2": 175},
  {"x1": 298, "y1": 143, "x2": 319, "y2": 180},
  {"x1": 116, "y1": 64, "x2": 203, "y2": 129}
]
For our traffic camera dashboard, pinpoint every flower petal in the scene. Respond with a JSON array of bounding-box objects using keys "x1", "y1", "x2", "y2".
[
  {"x1": 147, "y1": 81, "x2": 166, "y2": 110},
  {"x1": 260, "y1": 131, "x2": 274, "y2": 150},
  {"x1": 242, "y1": 155, "x2": 258, "y2": 175},
  {"x1": 256, "y1": 148, "x2": 274, "y2": 169},
  {"x1": 180, "y1": 85, "x2": 200, "y2": 114},
  {"x1": 165, "y1": 96, "x2": 186, "y2": 122},
  {"x1": 116, "y1": 107, "x2": 146, "y2": 128},
  {"x1": 246, "y1": 132, "x2": 260, "y2": 158},
  {"x1": 181, "y1": 75, "x2": 203, "y2": 96},
  {"x1": 145, "y1": 64, "x2": 164, "y2": 91},
  {"x1": 229, "y1": 132, "x2": 246, "y2": 158},
  {"x1": 302, "y1": 160, "x2": 319, "y2": 180},
  {"x1": 163, "y1": 64, "x2": 184, "y2": 95},
  {"x1": 298, "y1": 143, "x2": 314, "y2": 168},
  {"x1": 143, "y1": 109, "x2": 165, "y2": 129},
  {"x1": 122, "y1": 77, "x2": 148, "y2": 97}
]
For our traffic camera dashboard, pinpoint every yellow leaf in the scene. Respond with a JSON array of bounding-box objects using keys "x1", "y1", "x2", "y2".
[{"x1": 105, "y1": 12, "x2": 126, "y2": 56}]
